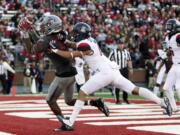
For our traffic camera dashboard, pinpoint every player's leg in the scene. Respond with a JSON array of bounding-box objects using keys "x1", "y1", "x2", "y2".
[
  {"x1": 176, "y1": 89, "x2": 180, "y2": 101},
  {"x1": 60, "y1": 72, "x2": 113, "y2": 130},
  {"x1": 175, "y1": 67, "x2": 180, "y2": 109},
  {"x1": 113, "y1": 71, "x2": 172, "y2": 116},
  {"x1": 63, "y1": 76, "x2": 109, "y2": 116},
  {"x1": 176, "y1": 79, "x2": 180, "y2": 101},
  {"x1": 63, "y1": 77, "x2": 77, "y2": 106},
  {"x1": 163, "y1": 65, "x2": 178, "y2": 112},
  {"x1": 154, "y1": 65, "x2": 166, "y2": 95},
  {"x1": 115, "y1": 88, "x2": 120, "y2": 104},
  {"x1": 46, "y1": 77, "x2": 65, "y2": 119}
]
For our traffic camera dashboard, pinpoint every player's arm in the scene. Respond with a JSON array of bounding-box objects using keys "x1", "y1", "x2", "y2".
[
  {"x1": 64, "y1": 40, "x2": 77, "y2": 49},
  {"x1": 51, "y1": 43, "x2": 94, "y2": 59},
  {"x1": 22, "y1": 29, "x2": 40, "y2": 53},
  {"x1": 57, "y1": 30, "x2": 77, "y2": 49},
  {"x1": 51, "y1": 49, "x2": 93, "y2": 59},
  {"x1": 18, "y1": 16, "x2": 44, "y2": 54},
  {"x1": 51, "y1": 42, "x2": 94, "y2": 59}
]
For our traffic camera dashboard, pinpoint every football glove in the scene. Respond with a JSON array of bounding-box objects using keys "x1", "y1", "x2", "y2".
[
  {"x1": 18, "y1": 15, "x2": 33, "y2": 31},
  {"x1": 57, "y1": 30, "x2": 68, "y2": 42}
]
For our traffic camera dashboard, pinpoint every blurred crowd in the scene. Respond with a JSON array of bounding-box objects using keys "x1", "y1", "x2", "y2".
[
  {"x1": 0, "y1": 0, "x2": 179, "y2": 74},
  {"x1": 0, "y1": 0, "x2": 180, "y2": 69}
]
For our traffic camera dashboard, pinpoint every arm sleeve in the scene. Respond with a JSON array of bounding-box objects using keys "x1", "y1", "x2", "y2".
[{"x1": 3, "y1": 62, "x2": 15, "y2": 74}]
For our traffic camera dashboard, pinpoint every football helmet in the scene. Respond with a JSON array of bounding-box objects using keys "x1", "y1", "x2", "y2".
[
  {"x1": 165, "y1": 19, "x2": 180, "y2": 33},
  {"x1": 72, "y1": 22, "x2": 91, "y2": 42},
  {"x1": 39, "y1": 15, "x2": 62, "y2": 35}
]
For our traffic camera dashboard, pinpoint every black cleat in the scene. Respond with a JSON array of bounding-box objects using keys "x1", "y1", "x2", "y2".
[
  {"x1": 93, "y1": 98, "x2": 110, "y2": 117},
  {"x1": 162, "y1": 97, "x2": 173, "y2": 116},
  {"x1": 54, "y1": 124, "x2": 73, "y2": 132}
]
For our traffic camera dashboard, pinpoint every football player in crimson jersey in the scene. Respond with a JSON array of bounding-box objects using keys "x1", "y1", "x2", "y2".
[
  {"x1": 163, "y1": 19, "x2": 180, "y2": 113},
  {"x1": 18, "y1": 15, "x2": 110, "y2": 131},
  {"x1": 51, "y1": 22, "x2": 173, "y2": 131}
]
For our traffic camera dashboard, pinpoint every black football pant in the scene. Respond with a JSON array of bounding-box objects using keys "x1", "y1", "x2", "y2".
[
  {"x1": 0, "y1": 74, "x2": 6, "y2": 94},
  {"x1": 115, "y1": 68, "x2": 129, "y2": 103}
]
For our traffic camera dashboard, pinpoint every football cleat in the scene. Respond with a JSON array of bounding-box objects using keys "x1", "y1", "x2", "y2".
[
  {"x1": 163, "y1": 108, "x2": 179, "y2": 115},
  {"x1": 94, "y1": 98, "x2": 110, "y2": 117},
  {"x1": 55, "y1": 116, "x2": 73, "y2": 131},
  {"x1": 162, "y1": 97, "x2": 173, "y2": 116},
  {"x1": 54, "y1": 124, "x2": 73, "y2": 132}
]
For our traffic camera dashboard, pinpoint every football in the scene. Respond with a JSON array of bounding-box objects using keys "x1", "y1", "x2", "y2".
[{"x1": 18, "y1": 15, "x2": 33, "y2": 31}]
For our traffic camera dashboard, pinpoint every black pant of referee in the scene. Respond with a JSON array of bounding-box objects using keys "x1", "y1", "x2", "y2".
[
  {"x1": 0, "y1": 74, "x2": 6, "y2": 94},
  {"x1": 115, "y1": 67, "x2": 130, "y2": 104}
]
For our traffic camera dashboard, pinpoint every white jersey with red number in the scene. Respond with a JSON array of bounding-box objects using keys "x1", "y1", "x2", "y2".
[
  {"x1": 165, "y1": 33, "x2": 180, "y2": 64},
  {"x1": 76, "y1": 38, "x2": 136, "y2": 96},
  {"x1": 77, "y1": 38, "x2": 119, "y2": 72}
]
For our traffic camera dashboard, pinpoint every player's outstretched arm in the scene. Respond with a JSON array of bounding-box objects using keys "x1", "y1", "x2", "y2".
[
  {"x1": 51, "y1": 49, "x2": 93, "y2": 59},
  {"x1": 64, "y1": 40, "x2": 77, "y2": 49},
  {"x1": 18, "y1": 15, "x2": 40, "y2": 54}
]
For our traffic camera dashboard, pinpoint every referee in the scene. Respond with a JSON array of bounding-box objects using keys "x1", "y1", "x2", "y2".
[{"x1": 109, "y1": 40, "x2": 133, "y2": 104}]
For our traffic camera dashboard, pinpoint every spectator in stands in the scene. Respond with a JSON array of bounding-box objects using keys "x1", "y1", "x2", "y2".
[
  {"x1": 36, "y1": 63, "x2": 45, "y2": 93},
  {"x1": 145, "y1": 60, "x2": 156, "y2": 89},
  {"x1": 23, "y1": 62, "x2": 32, "y2": 93},
  {"x1": 6, "y1": 60, "x2": 15, "y2": 94},
  {"x1": 0, "y1": 51, "x2": 15, "y2": 94},
  {"x1": 0, "y1": 0, "x2": 180, "y2": 89}
]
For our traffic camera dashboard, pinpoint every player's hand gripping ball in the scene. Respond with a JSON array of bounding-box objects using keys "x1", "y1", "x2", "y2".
[{"x1": 18, "y1": 15, "x2": 33, "y2": 31}]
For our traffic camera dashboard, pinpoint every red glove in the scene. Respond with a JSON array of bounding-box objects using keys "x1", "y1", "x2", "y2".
[{"x1": 18, "y1": 15, "x2": 33, "y2": 31}]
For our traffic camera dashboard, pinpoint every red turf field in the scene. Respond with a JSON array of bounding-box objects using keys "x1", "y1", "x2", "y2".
[{"x1": 0, "y1": 96, "x2": 179, "y2": 135}]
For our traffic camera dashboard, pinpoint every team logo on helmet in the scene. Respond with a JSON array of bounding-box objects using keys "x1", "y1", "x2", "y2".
[
  {"x1": 80, "y1": 26, "x2": 86, "y2": 33},
  {"x1": 47, "y1": 18, "x2": 54, "y2": 26}
]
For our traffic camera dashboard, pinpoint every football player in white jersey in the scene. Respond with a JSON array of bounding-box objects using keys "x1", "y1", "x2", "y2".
[
  {"x1": 51, "y1": 22, "x2": 172, "y2": 131},
  {"x1": 163, "y1": 18, "x2": 180, "y2": 113}
]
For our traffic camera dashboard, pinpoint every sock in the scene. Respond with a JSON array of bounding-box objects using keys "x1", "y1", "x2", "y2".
[
  {"x1": 69, "y1": 100, "x2": 84, "y2": 126},
  {"x1": 139, "y1": 87, "x2": 162, "y2": 105},
  {"x1": 153, "y1": 86, "x2": 159, "y2": 95},
  {"x1": 165, "y1": 90, "x2": 177, "y2": 111},
  {"x1": 56, "y1": 115, "x2": 64, "y2": 122}
]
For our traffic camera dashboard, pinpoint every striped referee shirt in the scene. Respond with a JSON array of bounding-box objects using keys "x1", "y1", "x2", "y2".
[{"x1": 108, "y1": 49, "x2": 131, "y2": 69}]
